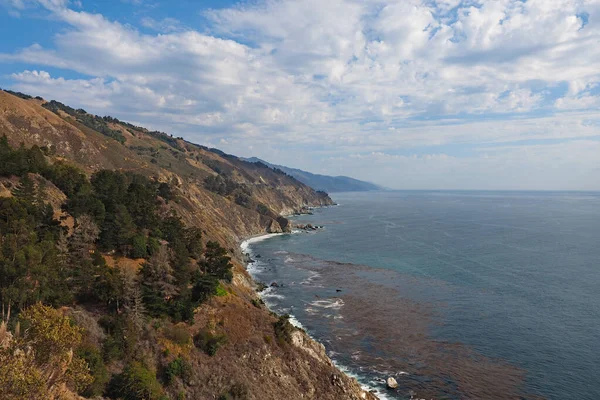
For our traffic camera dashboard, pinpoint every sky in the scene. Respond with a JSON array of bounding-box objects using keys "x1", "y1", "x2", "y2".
[{"x1": 0, "y1": 0, "x2": 599, "y2": 190}]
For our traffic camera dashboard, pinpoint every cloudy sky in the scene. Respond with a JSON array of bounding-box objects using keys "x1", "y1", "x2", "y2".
[{"x1": 1, "y1": 0, "x2": 599, "y2": 190}]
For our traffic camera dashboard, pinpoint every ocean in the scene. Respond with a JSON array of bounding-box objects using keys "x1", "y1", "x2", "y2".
[{"x1": 242, "y1": 191, "x2": 600, "y2": 400}]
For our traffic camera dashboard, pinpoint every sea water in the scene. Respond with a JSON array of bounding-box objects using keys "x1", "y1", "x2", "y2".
[{"x1": 244, "y1": 191, "x2": 600, "y2": 400}]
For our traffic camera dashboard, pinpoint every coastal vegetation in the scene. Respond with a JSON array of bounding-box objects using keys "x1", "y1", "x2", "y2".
[
  {"x1": 0, "y1": 89, "x2": 373, "y2": 400},
  {"x1": 0, "y1": 137, "x2": 235, "y2": 398}
]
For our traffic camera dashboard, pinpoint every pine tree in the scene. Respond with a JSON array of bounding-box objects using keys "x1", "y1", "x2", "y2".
[
  {"x1": 70, "y1": 215, "x2": 100, "y2": 262},
  {"x1": 12, "y1": 174, "x2": 36, "y2": 204},
  {"x1": 121, "y1": 268, "x2": 146, "y2": 333},
  {"x1": 201, "y1": 241, "x2": 233, "y2": 282},
  {"x1": 140, "y1": 245, "x2": 178, "y2": 316},
  {"x1": 99, "y1": 204, "x2": 135, "y2": 253},
  {"x1": 56, "y1": 232, "x2": 70, "y2": 275}
]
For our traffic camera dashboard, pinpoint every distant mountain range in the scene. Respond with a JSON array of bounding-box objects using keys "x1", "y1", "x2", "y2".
[{"x1": 244, "y1": 157, "x2": 383, "y2": 193}]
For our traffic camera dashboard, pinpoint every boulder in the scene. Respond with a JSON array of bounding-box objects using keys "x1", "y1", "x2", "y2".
[
  {"x1": 386, "y1": 377, "x2": 398, "y2": 389},
  {"x1": 277, "y1": 216, "x2": 292, "y2": 233}
]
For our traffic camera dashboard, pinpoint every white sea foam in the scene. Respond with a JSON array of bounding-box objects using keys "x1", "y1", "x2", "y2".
[
  {"x1": 300, "y1": 271, "x2": 321, "y2": 286},
  {"x1": 309, "y1": 298, "x2": 345, "y2": 310},
  {"x1": 287, "y1": 314, "x2": 305, "y2": 329},
  {"x1": 240, "y1": 233, "x2": 284, "y2": 254},
  {"x1": 260, "y1": 286, "x2": 285, "y2": 300},
  {"x1": 331, "y1": 358, "x2": 393, "y2": 400}
]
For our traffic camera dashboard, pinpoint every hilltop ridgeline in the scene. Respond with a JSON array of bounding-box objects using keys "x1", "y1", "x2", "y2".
[
  {"x1": 0, "y1": 89, "x2": 376, "y2": 400},
  {"x1": 245, "y1": 157, "x2": 383, "y2": 193}
]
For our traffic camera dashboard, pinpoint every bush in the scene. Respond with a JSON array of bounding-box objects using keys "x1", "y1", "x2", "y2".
[
  {"x1": 215, "y1": 284, "x2": 228, "y2": 297},
  {"x1": 191, "y1": 275, "x2": 219, "y2": 303},
  {"x1": 163, "y1": 357, "x2": 192, "y2": 385},
  {"x1": 256, "y1": 203, "x2": 269, "y2": 215},
  {"x1": 234, "y1": 193, "x2": 250, "y2": 208},
  {"x1": 107, "y1": 361, "x2": 165, "y2": 400},
  {"x1": 194, "y1": 329, "x2": 228, "y2": 356},
  {"x1": 99, "y1": 315, "x2": 134, "y2": 362},
  {"x1": 77, "y1": 344, "x2": 110, "y2": 397},
  {"x1": 164, "y1": 324, "x2": 192, "y2": 346},
  {"x1": 147, "y1": 236, "x2": 162, "y2": 256},
  {"x1": 218, "y1": 383, "x2": 249, "y2": 400},
  {"x1": 131, "y1": 234, "x2": 148, "y2": 258},
  {"x1": 273, "y1": 315, "x2": 294, "y2": 344}
]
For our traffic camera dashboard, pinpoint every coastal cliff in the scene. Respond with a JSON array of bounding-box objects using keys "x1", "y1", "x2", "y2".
[{"x1": 0, "y1": 89, "x2": 376, "y2": 400}]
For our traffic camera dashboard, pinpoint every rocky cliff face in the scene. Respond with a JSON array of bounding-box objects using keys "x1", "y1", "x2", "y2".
[{"x1": 0, "y1": 89, "x2": 375, "y2": 400}]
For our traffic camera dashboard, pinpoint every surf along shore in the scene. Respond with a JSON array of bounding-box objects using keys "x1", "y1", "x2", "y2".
[{"x1": 240, "y1": 231, "x2": 390, "y2": 400}]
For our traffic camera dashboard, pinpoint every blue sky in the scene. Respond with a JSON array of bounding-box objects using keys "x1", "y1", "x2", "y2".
[{"x1": 1, "y1": 0, "x2": 599, "y2": 190}]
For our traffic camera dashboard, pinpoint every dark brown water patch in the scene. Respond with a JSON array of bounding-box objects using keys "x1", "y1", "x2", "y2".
[{"x1": 284, "y1": 253, "x2": 542, "y2": 400}]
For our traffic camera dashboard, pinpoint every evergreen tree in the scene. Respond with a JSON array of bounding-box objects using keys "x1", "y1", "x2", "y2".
[
  {"x1": 99, "y1": 204, "x2": 135, "y2": 253},
  {"x1": 201, "y1": 241, "x2": 233, "y2": 282},
  {"x1": 185, "y1": 227, "x2": 203, "y2": 259},
  {"x1": 12, "y1": 174, "x2": 36, "y2": 204},
  {"x1": 140, "y1": 246, "x2": 178, "y2": 316},
  {"x1": 121, "y1": 268, "x2": 146, "y2": 333},
  {"x1": 70, "y1": 215, "x2": 100, "y2": 262}
]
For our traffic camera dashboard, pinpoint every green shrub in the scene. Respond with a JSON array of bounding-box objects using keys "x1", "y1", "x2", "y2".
[
  {"x1": 191, "y1": 275, "x2": 219, "y2": 303},
  {"x1": 256, "y1": 203, "x2": 269, "y2": 215},
  {"x1": 163, "y1": 357, "x2": 192, "y2": 385},
  {"x1": 107, "y1": 361, "x2": 165, "y2": 400},
  {"x1": 234, "y1": 193, "x2": 251, "y2": 208},
  {"x1": 77, "y1": 343, "x2": 110, "y2": 397},
  {"x1": 131, "y1": 234, "x2": 148, "y2": 258},
  {"x1": 218, "y1": 383, "x2": 248, "y2": 400},
  {"x1": 215, "y1": 284, "x2": 228, "y2": 297},
  {"x1": 273, "y1": 315, "x2": 294, "y2": 344},
  {"x1": 194, "y1": 329, "x2": 228, "y2": 356}
]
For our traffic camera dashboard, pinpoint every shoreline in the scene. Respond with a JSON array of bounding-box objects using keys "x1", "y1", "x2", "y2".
[{"x1": 239, "y1": 231, "x2": 389, "y2": 400}]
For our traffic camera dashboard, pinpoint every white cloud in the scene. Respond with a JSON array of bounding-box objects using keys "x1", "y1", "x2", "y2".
[
  {"x1": 140, "y1": 16, "x2": 186, "y2": 33},
  {"x1": 2, "y1": 0, "x2": 600, "y2": 189}
]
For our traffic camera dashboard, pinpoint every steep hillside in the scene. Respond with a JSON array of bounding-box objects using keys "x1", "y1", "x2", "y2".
[
  {"x1": 245, "y1": 157, "x2": 383, "y2": 193},
  {"x1": 0, "y1": 90, "x2": 331, "y2": 250},
  {"x1": 0, "y1": 89, "x2": 377, "y2": 400}
]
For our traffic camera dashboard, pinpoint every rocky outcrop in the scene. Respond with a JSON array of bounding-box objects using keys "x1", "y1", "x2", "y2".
[
  {"x1": 267, "y1": 219, "x2": 283, "y2": 233},
  {"x1": 276, "y1": 216, "x2": 292, "y2": 233},
  {"x1": 289, "y1": 330, "x2": 378, "y2": 399},
  {"x1": 296, "y1": 223, "x2": 323, "y2": 231}
]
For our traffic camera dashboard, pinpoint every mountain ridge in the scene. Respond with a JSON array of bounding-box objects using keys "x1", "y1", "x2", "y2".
[{"x1": 245, "y1": 157, "x2": 383, "y2": 193}]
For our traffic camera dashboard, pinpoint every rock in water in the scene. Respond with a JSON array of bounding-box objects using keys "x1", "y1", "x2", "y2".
[
  {"x1": 387, "y1": 377, "x2": 398, "y2": 389},
  {"x1": 277, "y1": 216, "x2": 292, "y2": 233}
]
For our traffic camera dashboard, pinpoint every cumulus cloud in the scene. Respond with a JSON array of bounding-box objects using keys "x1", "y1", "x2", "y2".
[{"x1": 1, "y1": 0, "x2": 600, "y2": 189}]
